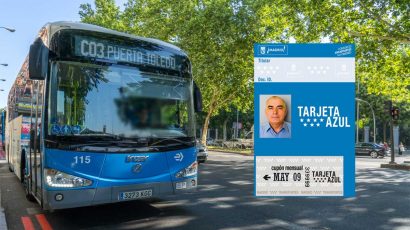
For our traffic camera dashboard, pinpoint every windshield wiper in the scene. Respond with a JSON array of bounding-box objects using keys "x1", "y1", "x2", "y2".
[
  {"x1": 65, "y1": 140, "x2": 159, "y2": 152},
  {"x1": 79, "y1": 129, "x2": 123, "y2": 138},
  {"x1": 46, "y1": 136, "x2": 194, "y2": 152},
  {"x1": 148, "y1": 137, "x2": 195, "y2": 148},
  {"x1": 67, "y1": 139, "x2": 150, "y2": 148}
]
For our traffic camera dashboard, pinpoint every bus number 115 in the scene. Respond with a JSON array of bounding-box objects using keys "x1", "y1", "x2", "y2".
[{"x1": 74, "y1": 156, "x2": 91, "y2": 164}]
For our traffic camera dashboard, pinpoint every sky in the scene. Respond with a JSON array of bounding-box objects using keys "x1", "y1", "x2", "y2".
[{"x1": 0, "y1": 0, "x2": 127, "y2": 108}]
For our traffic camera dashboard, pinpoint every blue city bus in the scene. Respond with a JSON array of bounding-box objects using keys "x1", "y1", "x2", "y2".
[{"x1": 6, "y1": 22, "x2": 202, "y2": 210}]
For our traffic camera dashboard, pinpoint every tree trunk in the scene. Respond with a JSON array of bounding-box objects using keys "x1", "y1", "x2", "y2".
[
  {"x1": 201, "y1": 111, "x2": 212, "y2": 145},
  {"x1": 223, "y1": 119, "x2": 228, "y2": 141},
  {"x1": 200, "y1": 93, "x2": 218, "y2": 145},
  {"x1": 199, "y1": 89, "x2": 236, "y2": 145},
  {"x1": 383, "y1": 121, "x2": 387, "y2": 142}
]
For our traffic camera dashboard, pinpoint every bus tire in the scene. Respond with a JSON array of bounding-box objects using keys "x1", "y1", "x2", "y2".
[{"x1": 21, "y1": 151, "x2": 35, "y2": 202}]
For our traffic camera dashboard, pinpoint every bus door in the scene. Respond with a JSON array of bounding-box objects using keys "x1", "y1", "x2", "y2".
[{"x1": 29, "y1": 81, "x2": 44, "y2": 201}]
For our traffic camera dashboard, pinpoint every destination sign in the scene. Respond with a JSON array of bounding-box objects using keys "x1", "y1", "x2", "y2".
[{"x1": 74, "y1": 35, "x2": 178, "y2": 70}]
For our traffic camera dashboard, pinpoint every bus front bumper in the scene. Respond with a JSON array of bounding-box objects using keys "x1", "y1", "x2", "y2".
[{"x1": 43, "y1": 177, "x2": 197, "y2": 210}]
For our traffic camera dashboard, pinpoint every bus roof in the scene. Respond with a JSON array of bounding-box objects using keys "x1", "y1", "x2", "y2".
[{"x1": 45, "y1": 21, "x2": 187, "y2": 56}]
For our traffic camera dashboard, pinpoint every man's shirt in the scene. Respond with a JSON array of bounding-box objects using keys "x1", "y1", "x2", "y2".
[{"x1": 260, "y1": 122, "x2": 291, "y2": 138}]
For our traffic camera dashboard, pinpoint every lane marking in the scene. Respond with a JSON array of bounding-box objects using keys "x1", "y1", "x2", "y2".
[
  {"x1": 21, "y1": 216, "x2": 35, "y2": 230},
  {"x1": 35, "y1": 214, "x2": 53, "y2": 230}
]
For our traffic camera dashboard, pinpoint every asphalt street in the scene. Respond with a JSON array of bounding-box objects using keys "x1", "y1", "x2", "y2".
[{"x1": 0, "y1": 151, "x2": 409, "y2": 230}]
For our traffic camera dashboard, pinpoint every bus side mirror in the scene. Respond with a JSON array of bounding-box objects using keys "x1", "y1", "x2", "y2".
[
  {"x1": 29, "y1": 37, "x2": 49, "y2": 80},
  {"x1": 193, "y1": 82, "x2": 202, "y2": 113}
]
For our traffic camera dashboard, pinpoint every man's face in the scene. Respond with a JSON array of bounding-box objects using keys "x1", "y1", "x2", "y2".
[{"x1": 265, "y1": 97, "x2": 287, "y2": 126}]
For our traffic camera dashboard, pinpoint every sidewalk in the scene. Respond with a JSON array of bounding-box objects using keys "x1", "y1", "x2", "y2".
[
  {"x1": 0, "y1": 159, "x2": 8, "y2": 230},
  {"x1": 0, "y1": 143, "x2": 5, "y2": 160},
  {"x1": 0, "y1": 188, "x2": 6, "y2": 230},
  {"x1": 381, "y1": 150, "x2": 410, "y2": 170},
  {"x1": 0, "y1": 143, "x2": 6, "y2": 228}
]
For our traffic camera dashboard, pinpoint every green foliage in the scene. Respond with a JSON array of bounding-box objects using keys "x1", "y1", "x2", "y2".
[
  {"x1": 80, "y1": 0, "x2": 262, "y2": 113},
  {"x1": 80, "y1": 0, "x2": 125, "y2": 31},
  {"x1": 358, "y1": 118, "x2": 370, "y2": 129},
  {"x1": 79, "y1": 0, "x2": 410, "y2": 143}
]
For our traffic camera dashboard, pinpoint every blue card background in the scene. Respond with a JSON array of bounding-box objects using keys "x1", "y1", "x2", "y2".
[{"x1": 254, "y1": 82, "x2": 355, "y2": 197}]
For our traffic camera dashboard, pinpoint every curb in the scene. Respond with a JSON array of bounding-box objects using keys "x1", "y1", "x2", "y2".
[
  {"x1": 208, "y1": 149, "x2": 254, "y2": 156},
  {"x1": 219, "y1": 151, "x2": 254, "y2": 156},
  {"x1": 380, "y1": 163, "x2": 410, "y2": 171}
]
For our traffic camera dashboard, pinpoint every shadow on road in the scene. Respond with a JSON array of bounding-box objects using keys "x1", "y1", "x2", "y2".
[
  {"x1": 2, "y1": 156, "x2": 409, "y2": 230},
  {"x1": 43, "y1": 159, "x2": 410, "y2": 229},
  {"x1": 47, "y1": 199, "x2": 164, "y2": 229}
]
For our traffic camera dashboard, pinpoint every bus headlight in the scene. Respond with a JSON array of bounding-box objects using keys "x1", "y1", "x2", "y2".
[
  {"x1": 175, "y1": 161, "x2": 198, "y2": 178},
  {"x1": 45, "y1": 169, "x2": 92, "y2": 188}
]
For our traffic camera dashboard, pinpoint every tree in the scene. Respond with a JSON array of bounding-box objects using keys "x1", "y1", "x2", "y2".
[
  {"x1": 79, "y1": 0, "x2": 281, "y2": 144},
  {"x1": 79, "y1": 0, "x2": 409, "y2": 145},
  {"x1": 278, "y1": 0, "x2": 409, "y2": 143}
]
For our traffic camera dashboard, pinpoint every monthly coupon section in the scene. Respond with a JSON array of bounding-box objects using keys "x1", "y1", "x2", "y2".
[{"x1": 255, "y1": 156, "x2": 343, "y2": 196}]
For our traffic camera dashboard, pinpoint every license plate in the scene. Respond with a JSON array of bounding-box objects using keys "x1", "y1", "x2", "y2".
[{"x1": 119, "y1": 189, "x2": 152, "y2": 200}]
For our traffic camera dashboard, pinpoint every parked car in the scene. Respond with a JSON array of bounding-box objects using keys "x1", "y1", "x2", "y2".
[
  {"x1": 206, "y1": 138, "x2": 215, "y2": 146},
  {"x1": 222, "y1": 138, "x2": 253, "y2": 149},
  {"x1": 209, "y1": 139, "x2": 224, "y2": 147},
  {"x1": 196, "y1": 140, "x2": 208, "y2": 163},
  {"x1": 355, "y1": 142, "x2": 386, "y2": 158}
]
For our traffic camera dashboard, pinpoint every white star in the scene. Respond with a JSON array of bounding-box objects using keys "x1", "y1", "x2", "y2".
[
  {"x1": 320, "y1": 118, "x2": 324, "y2": 122},
  {"x1": 307, "y1": 119, "x2": 311, "y2": 122},
  {"x1": 316, "y1": 123, "x2": 320, "y2": 127},
  {"x1": 304, "y1": 123, "x2": 307, "y2": 127},
  {"x1": 300, "y1": 119, "x2": 304, "y2": 122},
  {"x1": 310, "y1": 123, "x2": 314, "y2": 127},
  {"x1": 313, "y1": 119, "x2": 317, "y2": 122}
]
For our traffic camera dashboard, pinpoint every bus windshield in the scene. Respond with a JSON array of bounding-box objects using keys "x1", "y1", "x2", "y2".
[{"x1": 47, "y1": 61, "x2": 195, "y2": 142}]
